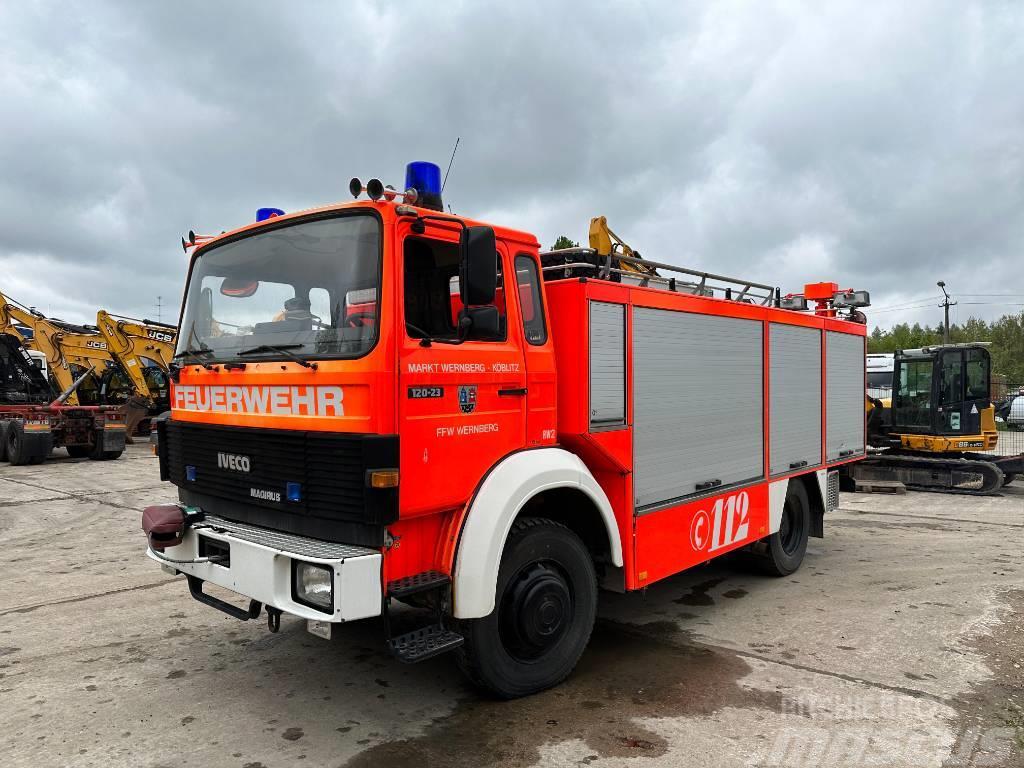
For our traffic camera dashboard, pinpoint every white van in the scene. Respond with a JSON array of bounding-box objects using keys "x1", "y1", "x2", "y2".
[
  {"x1": 27, "y1": 349, "x2": 48, "y2": 381},
  {"x1": 866, "y1": 353, "x2": 894, "y2": 400},
  {"x1": 1006, "y1": 395, "x2": 1024, "y2": 430}
]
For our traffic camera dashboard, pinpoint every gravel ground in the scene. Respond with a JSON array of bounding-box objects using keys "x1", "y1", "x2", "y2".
[{"x1": 1, "y1": 444, "x2": 1022, "y2": 767}]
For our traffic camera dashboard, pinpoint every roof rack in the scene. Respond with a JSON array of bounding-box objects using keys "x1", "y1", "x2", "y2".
[{"x1": 539, "y1": 247, "x2": 778, "y2": 306}]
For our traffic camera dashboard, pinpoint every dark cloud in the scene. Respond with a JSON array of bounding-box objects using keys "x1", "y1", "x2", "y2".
[{"x1": 1, "y1": 1, "x2": 1022, "y2": 329}]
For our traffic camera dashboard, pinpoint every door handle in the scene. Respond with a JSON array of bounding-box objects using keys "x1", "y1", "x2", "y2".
[{"x1": 498, "y1": 387, "x2": 528, "y2": 397}]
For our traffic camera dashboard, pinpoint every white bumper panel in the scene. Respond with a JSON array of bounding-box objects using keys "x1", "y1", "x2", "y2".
[{"x1": 149, "y1": 515, "x2": 382, "y2": 623}]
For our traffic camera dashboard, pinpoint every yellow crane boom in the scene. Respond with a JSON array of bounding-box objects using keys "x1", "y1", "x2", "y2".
[
  {"x1": 95, "y1": 310, "x2": 176, "y2": 406},
  {"x1": 0, "y1": 291, "x2": 124, "y2": 406}
]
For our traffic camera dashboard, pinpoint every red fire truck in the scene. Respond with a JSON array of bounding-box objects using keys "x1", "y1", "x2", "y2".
[{"x1": 143, "y1": 162, "x2": 868, "y2": 697}]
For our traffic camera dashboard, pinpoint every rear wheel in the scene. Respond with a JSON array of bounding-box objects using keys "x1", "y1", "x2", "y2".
[
  {"x1": 1003, "y1": 473, "x2": 1017, "y2": 486},
  {"x1": 6, "y1": 421, "x2": 40, "y2": 466},
  {"x1": 456, "y1": 518, "x2": 597, "y2": 699},
  {"x1": 760, "y1": 480, "x2": 810, "y2": 576},
  {"x1": 90, "y1": 445, "x2": 123, "y2": 461},
  {"x1": 0, "y1": 421, "x2": 8, "y2": 462}
]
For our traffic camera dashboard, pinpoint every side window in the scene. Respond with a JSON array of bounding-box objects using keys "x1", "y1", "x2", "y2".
[
  {"x1": 965, "y1": 349, "x2": 989, "y2": 400},
  {"x1": 940, "y1": 353, "x2": 963, "y2": 405},
  {"x1": 404, "y1": 236, "x2": 506, "y2": 341},
  {"x1": 515, "y1": 254, "x2": 547, "y2": 345}
]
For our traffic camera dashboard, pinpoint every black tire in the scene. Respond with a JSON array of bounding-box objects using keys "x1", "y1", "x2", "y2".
[
  {"x1": 0, "y1": 421, "x2": 8, "y2": 462},
  {"x1": 456, "y1": 517, "x2": 597, "y2": 699},
  {"x1": 66, "y1": 445, "x2": 91, "y2": 459},
  {"x1": 1003, "y1": 473, "x2": 1017, "y2": 486},
  {"x1": 6, "y1": 421, "x2": 32, "y2": 466},
  {"x1": 760, "y1": 480, "x2": 810, "y2": 576},
  {"x1": 90, "y1": 446, "x2": 123, "y2": 461}
]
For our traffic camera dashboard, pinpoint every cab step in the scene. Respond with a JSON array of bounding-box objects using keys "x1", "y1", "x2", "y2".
[
  {"x1": 388, "y1": 624, "x2": 464, "y2": 663},
  {"x1": 387, "y1": 570, "x2": 450, "y2": 600}
]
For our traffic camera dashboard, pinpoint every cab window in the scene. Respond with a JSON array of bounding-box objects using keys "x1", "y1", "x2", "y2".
[
  {"x1": 403, "y1": 237, "x2": 506, "y2": 341},
  {"x1": 515, "y1": 254, "x2": 547, "y2": 345},
  {"x1": 965, "y1": 349, "x2": 989, "y2": 400}
]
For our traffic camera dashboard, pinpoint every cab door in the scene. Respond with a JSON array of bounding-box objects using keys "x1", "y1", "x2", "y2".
[
  {"x1": 937, "y1": 349, "x2": 990, "y2": 436},
  {"x1": 938, "y1": 348, "x2": 989, "y2": 436},
  {"x1": 398, "y1": 232, "x2": 527, "y2": 517}
]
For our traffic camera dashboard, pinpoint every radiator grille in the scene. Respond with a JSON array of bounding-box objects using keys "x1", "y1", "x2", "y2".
[{"x1": 163, "y1": 421, "x2": 397, "y2": 544}]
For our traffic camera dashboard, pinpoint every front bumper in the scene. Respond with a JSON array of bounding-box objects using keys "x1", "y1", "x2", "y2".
[{"x1": 149, "y1": 514, "x2": 382, "y2": 622}]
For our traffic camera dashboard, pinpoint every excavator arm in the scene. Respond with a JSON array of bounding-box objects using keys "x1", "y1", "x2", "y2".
[
  {"x1": 1, "y1": 290, "x2": 125, "y2": 405},
  {"x1": 96, "y1": 310, "x2": 176, "y2": 404},
  {"x1": 588, "y1": 216, "x2": 659, "y2": 278}
]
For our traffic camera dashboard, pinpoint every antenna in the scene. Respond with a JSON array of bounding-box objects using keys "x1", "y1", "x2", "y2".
[
  {"x1": 156, "y1": 296, "x2": 162, "y2": 323},
  {"x1": 441, "y1": 136, "x2": 460, "y2": 194}
]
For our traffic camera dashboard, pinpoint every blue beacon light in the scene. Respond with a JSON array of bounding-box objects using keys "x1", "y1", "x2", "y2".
[
  {"x1": 404, "y1": 162, "x2": 443, "y2": 211},
  {"x1": 256, "y1": 207, "x2": 285, "y2": 222}
]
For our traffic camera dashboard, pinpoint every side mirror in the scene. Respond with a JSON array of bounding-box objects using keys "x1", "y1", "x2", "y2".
[
  {"x1": 198, "y1": 287, "x2": 214, "y2": 337},
  {"x1": 462, "y1": 306, "x2": 501, "y2": 341},
  {"x1": 459, "y1": 226, "x2": 497, "y2": 306}
]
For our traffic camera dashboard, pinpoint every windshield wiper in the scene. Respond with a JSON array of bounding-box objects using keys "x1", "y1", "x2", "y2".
[
  {"x1": 237, "y1": 344, "x2": 317, "y2": 369},
  {"x1": 172, "y1": 323, "x2": 215, "y2": 369}
]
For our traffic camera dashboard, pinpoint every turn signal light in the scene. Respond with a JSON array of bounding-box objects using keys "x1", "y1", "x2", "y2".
[{"x1": 367, "y1": 470, "x2": 399, "y2": 489}]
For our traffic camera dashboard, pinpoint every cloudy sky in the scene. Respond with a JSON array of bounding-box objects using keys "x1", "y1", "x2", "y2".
[{"x1": 1, "y1": 1, "x2": 1022, "y2": 331}]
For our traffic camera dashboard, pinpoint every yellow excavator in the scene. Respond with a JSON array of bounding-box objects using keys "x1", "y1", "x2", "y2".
[
  {"x1": 848, "y1": 343, "x2": 1022, "y2": 494},
  {"x1": 95, "y1": 310, "x2": 175, "y2": 413},
  {"x1": 0, "y1": 291, "x2": 131, "y2": 407},
  {"x1": 587, "y1": 216, "x2": 660, "y2": 278}
]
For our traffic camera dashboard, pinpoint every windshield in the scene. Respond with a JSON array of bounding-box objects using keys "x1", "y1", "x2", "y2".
[
  {"x1": 176, "y1": 214, "x2": 381, "y2": 362},
  {"x1": 866, "y1": 371, "x2": 892, "y2": 388}
]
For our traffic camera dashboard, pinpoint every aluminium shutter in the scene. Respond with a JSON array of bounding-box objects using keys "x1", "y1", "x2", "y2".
[
  {"x1": 826, "y1": 331, "x2": 865, "y2": 461},
  {"x1": 769, "y1": 324, "x2": 822, "y2": 475},
  {"x1": 589, "y1": 301, "x2": 626, "y2": 427},
  {"x1": 632, "y1": 307, "x2": 763, "y2": 509}
]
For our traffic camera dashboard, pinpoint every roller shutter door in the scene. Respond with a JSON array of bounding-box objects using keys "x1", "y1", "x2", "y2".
[
  {"x1": 826, "y1": 331, "x2": 865, "y2": 461},
  {"x1": 769, "y1": 324, "x2": 822, "y2": 475},
  {"x1": 589, "y1": 302, "x2": 626, "y2": 427},
  {"x1": 633, "y1": 308, "x2": 763, "y2": 510}
]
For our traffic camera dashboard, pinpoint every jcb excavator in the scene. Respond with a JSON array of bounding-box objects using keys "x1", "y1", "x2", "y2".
[
  {"x1": 847, "y1": 343, "x2": 1024, "y2": 494},
  {"x1": 0, "y1": 291, "x2": 133, "y2": 407},
  {"x1": 95, "y1": 310, "x2": 175, "y2": 412}
]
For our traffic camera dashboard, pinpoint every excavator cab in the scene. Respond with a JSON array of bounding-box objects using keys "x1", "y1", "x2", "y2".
[{"x1": 890, "y1": 345, "x2": 992, "y2": 442}]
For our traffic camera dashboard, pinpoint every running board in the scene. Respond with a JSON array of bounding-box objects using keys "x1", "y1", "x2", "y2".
[
  {"x1": 388, "y1": 625, "x2": 465, "y2": 663},
  {"x1": 385, "y1": 569, "x2": 463, "y2": 663}
]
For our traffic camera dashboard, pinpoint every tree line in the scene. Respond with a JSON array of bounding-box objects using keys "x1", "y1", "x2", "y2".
[{"x1": 869, "y1": 313, "x2": 1024, "y2": 384}]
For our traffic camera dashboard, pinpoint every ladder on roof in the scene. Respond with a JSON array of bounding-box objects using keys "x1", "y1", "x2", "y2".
[{"x1": 539, "y1": 246, "x2": 778, "y2": 306}]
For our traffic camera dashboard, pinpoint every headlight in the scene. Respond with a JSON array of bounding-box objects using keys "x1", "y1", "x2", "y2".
[{"x1": 293, "y1": 561, "x2": 334, "y2": 612}]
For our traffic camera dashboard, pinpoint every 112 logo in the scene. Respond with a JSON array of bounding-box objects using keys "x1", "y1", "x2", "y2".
[{"x1": 690, "y1": 491, "x2": 750, "y2": 553}]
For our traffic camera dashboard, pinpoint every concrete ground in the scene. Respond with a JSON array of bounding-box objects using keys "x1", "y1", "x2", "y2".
[{"x1": 1, "y1": 445, "x2": 1022, "y2": 768}]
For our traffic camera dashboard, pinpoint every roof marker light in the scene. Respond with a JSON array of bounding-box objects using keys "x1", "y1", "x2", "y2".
[{"x1": 256, "y1": 207, "x2": 284, "y2": 222}]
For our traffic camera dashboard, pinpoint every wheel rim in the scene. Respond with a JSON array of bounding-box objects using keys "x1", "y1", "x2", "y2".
[
  {"x1": 498, "y1": 561, "x2": 573, "y2": 662},
  {"x1": 779, "y1": 498, "x2": 805, "y2": 555}
]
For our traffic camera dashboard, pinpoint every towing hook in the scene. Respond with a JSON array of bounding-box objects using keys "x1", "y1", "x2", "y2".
[{"x1": 266, "y1": 606, "x2": 282, "y2": 633}]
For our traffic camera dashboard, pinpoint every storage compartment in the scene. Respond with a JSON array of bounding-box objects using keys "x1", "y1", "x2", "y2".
[
  {"x1": 826, "y1": 330, "x2": 866, "y2": 461},
  {"x1": 589, "y1": 301, "x2": 626, "y2": 428},
  {"x1": 769, "y1": 324, "x2": 822, "y2": 475},
  {"x1": 632, "y1": 308, "x2": 764, "y2": 509}
]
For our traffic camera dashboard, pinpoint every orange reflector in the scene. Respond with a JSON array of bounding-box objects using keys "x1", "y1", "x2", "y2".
[{"x1": 368, "y1": 470, "x2": 399, "y2": 489}]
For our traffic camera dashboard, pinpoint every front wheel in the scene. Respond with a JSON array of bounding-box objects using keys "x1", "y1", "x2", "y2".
[
  {"x1": 760, "y1": 480, "x2": 810, "y2": 576},
  {"x1": 456, "y1": 518, "x2": 597, "y2": 699}
]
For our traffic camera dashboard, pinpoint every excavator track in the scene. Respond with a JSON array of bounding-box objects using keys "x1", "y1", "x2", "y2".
[{"x1": 850, "y1": 453, "x2": 1005, "y2": 495}]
